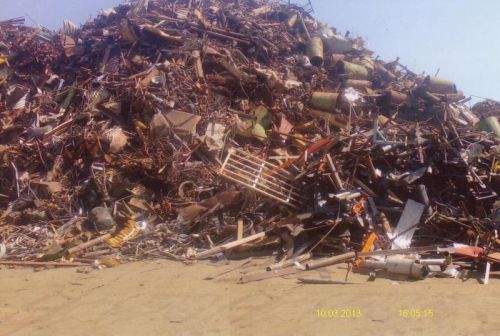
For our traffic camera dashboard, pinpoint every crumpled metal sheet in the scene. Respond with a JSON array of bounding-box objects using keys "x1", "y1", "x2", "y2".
[{"x1": 390, "y1": 200, "x2": 425, "y2": 250}]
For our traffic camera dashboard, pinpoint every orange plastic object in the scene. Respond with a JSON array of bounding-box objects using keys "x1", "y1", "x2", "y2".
[{"x1": 354, "y1": 232, "x2": 377, "y2": 267}]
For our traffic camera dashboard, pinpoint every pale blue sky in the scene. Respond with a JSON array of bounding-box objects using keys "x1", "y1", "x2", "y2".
[{"x1": 1, "y1": 0, "x2": 499, "y2": 102}]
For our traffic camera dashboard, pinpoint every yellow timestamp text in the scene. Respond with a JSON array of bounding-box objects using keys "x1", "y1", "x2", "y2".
[
  {"x1": 399, "y1": 309, "x2": 434, "y2": 318},
  {"x1": 316, "y1": 308, "x2": 362, "y2": 318}
]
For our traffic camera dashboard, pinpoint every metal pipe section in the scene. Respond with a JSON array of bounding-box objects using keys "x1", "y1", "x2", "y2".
[
  {"x1": 307, "y1": 36, "x2": 324, "y2": 67},
  {"x1": 305, "y1": 252, "x2": 357, "y2": 270},
  {"x1": 311, "y1": 91, "x2": 339, "y2": 111},
  {"x1": 336, "y1": 60, "x2": 369, "y2": 79},
  {"x1": 482, "y1": 116, "x2": 500, "y2": 137},
  {"x1": 424, "y1": 76, "x2": 457, "y2": 94},
  {"x1": 361, "y1": 258, "x2": 429, "y2": 279},
  {"x1": 342, "y1": 79, "x2": 372, "y2": 89}
]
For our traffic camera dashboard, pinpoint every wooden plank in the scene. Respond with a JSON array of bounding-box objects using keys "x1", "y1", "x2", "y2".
[{"x1": 195, "y1": 232, "x2": 266, "y2": 259}]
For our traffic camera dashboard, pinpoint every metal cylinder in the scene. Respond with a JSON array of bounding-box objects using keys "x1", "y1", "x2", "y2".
[
  {"x1": 358, "y1": 56, "x2": 374, "y2": 71},
  {"x1": 330, "y1": 53, "x2": 345, "y2": 65},
  {"x1": 337, "y1": 60, "x2": 369, "y2": 79},
  {"x1": 334, "y1": 190, "x2": 361, "y2": 200},
  {"x1": 307, "y1": 36, "x2": 324, "y2": 67},
  {"x1": 311, "y1": 91, "x2": 339, "y2": 111},
  {"x1": 307, "y1": 108, "x2": 348, "y2": 129},
  {"x1": 381, "y1": 144, "x2": 394, "y2": 153},
  {"x1": 362, "y1": 259, "x2": 429, "y2": 279},
  {"x1": 323, "y1": 34, "x2": 352, "y2": 53},
  {"x1": 481, "y1": 116, "x2": 500, "y2": 137},
  {"x1": 418, "y1": 258, "x2": 449, "y2": 266},
  {"x1": 375, "y1": 63, "x2": 397, "y2": 80},
  {"x1": 361, "y1": 260, "x2": 386, "y2": 269},
  {"x1": 423, "y1": 76, "x2": 457, "y2": 94},
  {"x1": 342, "y1": 79, "x2": 372, "y2": 89},
  {"x1": 386, "y1": 90, "x2": 408, "y2": 105},
  {"x1": 386, "y1": 259, "x2": 429, "y2": 279}
]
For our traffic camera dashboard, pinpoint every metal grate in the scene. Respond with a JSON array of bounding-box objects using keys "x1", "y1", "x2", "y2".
[{"x1": 219, "y1": 149, "x2": 305, "y2": 208}]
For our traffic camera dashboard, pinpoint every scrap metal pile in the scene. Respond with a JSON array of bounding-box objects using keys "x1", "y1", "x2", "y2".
[{"x1": 0, "y1": 0, "x2": 499, "y2": 280}]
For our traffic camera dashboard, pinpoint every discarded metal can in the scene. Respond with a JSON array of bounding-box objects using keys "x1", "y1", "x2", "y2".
[
  {"x1": 342, "y1": 79, "x2": 372, "y2": 89},
  {"x1": 307, "y1": 36, "x2": 324, "y2": 67},
  {"x1": 337, "y1": 60, "x2": 369, "y2": 79},
  {"x1": 311, "y1": 91, "x2": 339, "y2": 111},
  {"x1": 424, "y1": 76, "x2": 457, "y2": 94}
]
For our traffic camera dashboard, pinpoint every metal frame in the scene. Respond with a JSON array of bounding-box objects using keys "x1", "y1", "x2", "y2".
[{"x1": 219, "y1": 149, "x2": 305, "y2": 208}]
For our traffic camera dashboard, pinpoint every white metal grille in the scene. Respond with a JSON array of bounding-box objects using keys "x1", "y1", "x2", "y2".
[{"x1": 219, "y1": 149, "x2": 305, "y2": 208}]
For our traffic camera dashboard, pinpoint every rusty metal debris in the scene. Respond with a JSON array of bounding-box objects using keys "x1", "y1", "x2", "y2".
[{"x1": 0, "y1": 0, "x2": 499, "y2": 282}]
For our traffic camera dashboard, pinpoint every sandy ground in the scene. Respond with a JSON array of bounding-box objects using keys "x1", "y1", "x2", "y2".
[{"x1": 0, "y1": 258, "x2": 499, "y2": 336}]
